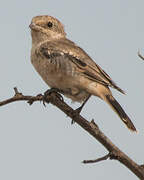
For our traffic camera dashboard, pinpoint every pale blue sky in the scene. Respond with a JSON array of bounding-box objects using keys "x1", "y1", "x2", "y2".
[{"x1": 0, "y1": 0, "x2": 144, "y2": 179}]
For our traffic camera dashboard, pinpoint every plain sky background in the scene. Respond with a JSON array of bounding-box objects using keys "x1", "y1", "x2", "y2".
[{"x1": 0, "y1": 0, "x2": 144, "y2": 179}]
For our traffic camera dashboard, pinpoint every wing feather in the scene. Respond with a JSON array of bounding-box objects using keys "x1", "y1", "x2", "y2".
[{"x1": 37, "y1": 39, "x2": 125, "y2": 94}]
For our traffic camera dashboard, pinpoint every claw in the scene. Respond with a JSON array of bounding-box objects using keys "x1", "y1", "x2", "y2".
[
  {"x1": 71, "y1": 108, "x2": 82, "y2": 124},
  {"x1": 43, "y1": 88, "x2": 64, "y2": 106}
]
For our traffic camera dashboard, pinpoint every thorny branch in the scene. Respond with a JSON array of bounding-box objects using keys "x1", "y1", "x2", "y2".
[{"x1": 1, "y1": 87, "x2": 144, "y2": 179}]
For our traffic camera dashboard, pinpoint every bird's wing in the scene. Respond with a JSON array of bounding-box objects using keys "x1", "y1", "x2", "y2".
[{"x1": 36, "y1": 39, "x2": 125, "y2": 94}]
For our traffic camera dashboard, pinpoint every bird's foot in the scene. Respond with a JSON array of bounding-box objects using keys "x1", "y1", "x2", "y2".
[
  {"x1": 71, "y1": 106, "x2": 83, "y2": 124},
  {"x1": 43, "y1": 88, "x2": 64, "y2": 106}
]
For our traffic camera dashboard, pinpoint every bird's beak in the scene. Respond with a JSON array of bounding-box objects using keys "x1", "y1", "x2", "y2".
[{"x1": 29, "y1": 22, "x2": 36, "y2": 30}]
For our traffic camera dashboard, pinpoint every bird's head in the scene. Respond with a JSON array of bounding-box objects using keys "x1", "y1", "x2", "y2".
[{"x1": 29, "y1": 15, "x2": 66, "y2": 43}]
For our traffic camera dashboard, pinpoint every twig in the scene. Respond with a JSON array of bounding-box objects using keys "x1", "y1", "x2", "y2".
[
  {"x1": 138, "y1": 51, "x2": 144, "y2": 60},
  {"x1": 1, "y1": 88, "x2": 144, "y2": 179},
  {"x1": 0, "y1": 87, "x2": 43, "y2": 107},
  {"x1": 83, "y1": 153, "x2": 110, "y2": 164}
]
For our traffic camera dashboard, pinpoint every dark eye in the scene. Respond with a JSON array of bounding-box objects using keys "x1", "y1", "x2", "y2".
[{"x1": 47, "y1": 21, "x2": 53, "y2": 28}]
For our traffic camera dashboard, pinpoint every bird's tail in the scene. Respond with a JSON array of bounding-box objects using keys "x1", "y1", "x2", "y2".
[{"x1": 104, "y1": 95, "x2": 137, "y2": 132}]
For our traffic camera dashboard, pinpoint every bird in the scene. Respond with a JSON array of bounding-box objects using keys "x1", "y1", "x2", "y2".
[{"x1": 29, "y1": 15, "x2": 136, "y2": 132}]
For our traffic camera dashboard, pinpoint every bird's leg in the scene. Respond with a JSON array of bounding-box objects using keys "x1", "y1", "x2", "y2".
[
  {"x1": 43, "y1": 88, "x2": 64, "y2": 106},
  {"x1": 76, "y1": 94, "x2": 91, "y2": 114},
  {"x1": 71, "y1": 95, "x2": 91, "y2": 124}
]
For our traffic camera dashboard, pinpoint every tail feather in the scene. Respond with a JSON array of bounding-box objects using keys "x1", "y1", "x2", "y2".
[{"x1": 105, "y1": 95, "x2": 137, "y2": 132}]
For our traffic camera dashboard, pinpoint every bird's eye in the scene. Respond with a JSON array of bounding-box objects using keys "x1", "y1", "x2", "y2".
[{"x1": 47, "y1": 21, "x2": 53, "y2": 28}]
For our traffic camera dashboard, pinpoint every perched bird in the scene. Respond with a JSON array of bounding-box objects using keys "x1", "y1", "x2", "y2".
[{"x1": 29, "y1": 15, "x2": 136, "y2": 132}]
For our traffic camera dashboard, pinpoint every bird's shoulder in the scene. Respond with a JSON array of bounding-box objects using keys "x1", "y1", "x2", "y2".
[{"x1": 36, "y1": 38, "x2": 96, "y2": 66}]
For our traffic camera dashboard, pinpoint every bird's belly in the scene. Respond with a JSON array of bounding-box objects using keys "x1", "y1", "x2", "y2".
[
  {"x1": 32, "y1": 58, "x2": 89, "y2": 102},
  {"x1": 45, "y1": 72, "x2": 89, "y2": 102}
]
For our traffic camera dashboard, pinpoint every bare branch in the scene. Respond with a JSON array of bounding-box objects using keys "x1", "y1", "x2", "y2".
[
  {"x1": 138, "y1": 51, "x2": 144, "y2": 60},
  {"x1": 0, "y1": 87, "x2": 43, "y2": 107},
  {"x1": 1, "y1": 88, "x2": 144, "y2": 179},
  {"x1": 83, "y1": 153, "x2": 110, "y2": 164}
]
